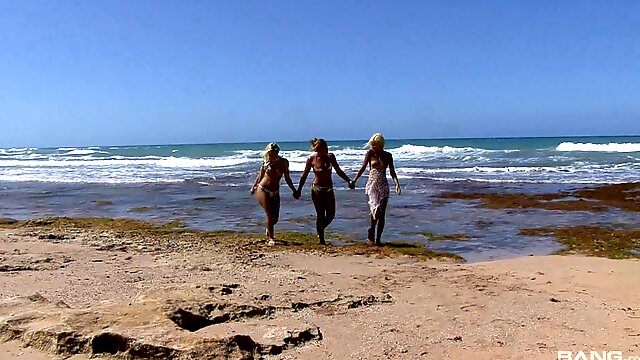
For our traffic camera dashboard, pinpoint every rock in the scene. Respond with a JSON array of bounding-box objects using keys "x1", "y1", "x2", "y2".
[
  {"x1": 0, "y1": 288, "x2": 323, "y2": 360},
  {"x1": 33, "y1": 257, "x2": 54, "y2": 264},
  {"x1": 0, "y1": 264, "x2": 34, "y2": 272},
  {"x1": 220, "y1": 287, "x2": 233, "y2": 296},
  {"x1": 38, "y1": 233, "x2": 66, "y2": 241},
  {"x1": 91, "y1": 332, "x2": 129, "y2": 354},
  {"x1": 169, "y1": 308, "x2": 214, "y2": 332},
  {"x1": 0, "y1": 217, "x2": 18, "y2": 225},
  {"x1": 347, "y1": 294, "x2": 393, "y2": 309}
]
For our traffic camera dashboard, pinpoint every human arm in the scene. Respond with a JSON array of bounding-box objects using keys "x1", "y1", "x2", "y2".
[
  {"x1": 250, "y1": 165, "x2": 265, "y2": 194},
  {"x1": 283, "y1": 159, "x2": 298, "y2": 194},
  {"x1": 387, "y1": 152, "x2": 401, "y2": 195},
  {"x1": 296, "y1": 156, "x2": 313, "y2": 198},
  {"x1": 351, "y1": 150, "x2": 371, "y2": 187},
  {"x1": 329, "y1": 153, "x2": 351, "y2": 185}
]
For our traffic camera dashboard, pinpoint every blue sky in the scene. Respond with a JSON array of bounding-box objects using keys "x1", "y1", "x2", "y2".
[{"x1": 1, "y1": 1, "x2": 639, "y2": 147}]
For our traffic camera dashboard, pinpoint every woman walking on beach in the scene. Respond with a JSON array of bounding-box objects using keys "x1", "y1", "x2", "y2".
[
  {"x1": 351, "y1": 133, "x2": 401, "y2": 246},
  {"x1": 250, "y1": 142, "x2": 297, "y2": 244},
  {"x1": 296, "y1": 138, "x2": 353, "y2": 245}
]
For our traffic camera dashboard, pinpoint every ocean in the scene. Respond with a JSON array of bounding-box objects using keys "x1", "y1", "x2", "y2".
[{"x1": 2, "y1": 136, "x2": 640, "y2": 261}]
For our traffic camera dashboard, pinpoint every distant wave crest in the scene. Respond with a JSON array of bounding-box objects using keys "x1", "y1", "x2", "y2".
[
  {"x1": 0, "y1": 156, "x2": 254, "y2": 169},
  {"x1": 556, "y1": 142, "x2": 640, "y2": 153}
]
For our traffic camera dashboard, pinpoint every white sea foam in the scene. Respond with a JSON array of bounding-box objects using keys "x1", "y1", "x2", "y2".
[
  {"x1": 0, "y1": 148, "x2": 28, "y2": 154},
  {"x1": 427, "y1": 177, "x2": 636, "y2": 184},
  {"x1": 230, "y1": 145, "x2": 517, "y2": 166},
  {"x1": 398, "y1": 163, "x2": 640, "y2": 175},
  {"x1": 390, "y1": 144, "x2": 517, "y2": 156},
  {"x1": 2, "y1": 141, "x2": 639, "y2": 184},
  {"x1": 0, "y1": 156, "x2": 255, "y2": 168},
  {"x1": 556, "y1": 142, "x2": 640, "y2": 153},
  {"x1": 398, "y1": 166, "x2": 578, "y2": 174},
  {"x1": 0, "y1": 173, "x2": 184, "y2": 184},
  {"x1": 57, "y1": 149, "x2": 110, "y2": 156}
]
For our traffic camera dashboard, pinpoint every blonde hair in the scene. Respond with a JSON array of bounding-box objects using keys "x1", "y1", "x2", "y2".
[
  {"x1": 310, "y1": 138, "x2": 328, "y2": 152},
  {"x1": 263, "y1": 142, "x2": 280, "y2": 160},
  {"x1": 368, "y1": 133, "x2": 385, "y2": 148}
]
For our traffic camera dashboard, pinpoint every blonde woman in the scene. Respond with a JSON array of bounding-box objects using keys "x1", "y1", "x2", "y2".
[
  {"x1": 296, "y1": 138, "x2": 353, "y2": 245},
  {"x1": 351, "y1": 133, "x2": 401, "y2": 245},
  {"x1": 250, "y1": 142, "x2": 297, "y2": 244}
]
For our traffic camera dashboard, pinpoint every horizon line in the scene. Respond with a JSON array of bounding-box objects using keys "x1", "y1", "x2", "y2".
[{"x1": 3, "y1": 133, "x2": 640, "y2": 149}]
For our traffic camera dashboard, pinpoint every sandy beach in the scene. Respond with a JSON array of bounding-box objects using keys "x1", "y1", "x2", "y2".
[
  {"x1": 4, "y1": 1, "x2": 639, "y2": 358},
  {"x1": 0, "y1": 219, "x2": 638, "y2": 360}
]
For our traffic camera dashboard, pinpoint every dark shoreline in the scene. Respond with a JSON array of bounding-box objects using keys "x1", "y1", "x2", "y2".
[
  {"x1": 1, "y1": 181, "x2": 639, "y2": 262},
  {"x1": 0, "y1": 217, "x2": 465, "y2": 262}
]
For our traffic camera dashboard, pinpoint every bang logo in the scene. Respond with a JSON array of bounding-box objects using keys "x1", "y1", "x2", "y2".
[{"x1": 558, "y1": 351, "x2": 640, "y2": 360}]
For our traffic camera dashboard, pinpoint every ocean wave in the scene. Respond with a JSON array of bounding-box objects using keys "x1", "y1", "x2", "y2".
[
  {"x1": 55, "y1": 149, "x2": 110, "y2": 156},
  {"x1": 427, "y1": 177, "x2": 637, "y2": 184},
  {"x1": 0, "y1": 156, "x2": 255, "y2": 168},
  {"x1": 0, "y1": 148, "x2": 28, "y2": 155},
  {"x1": 399, "y1": 166, "x2": 582, "y2": 174},
  {"x1": 398, "y1": 163, "x2": 640, "y2": 175},
  {"x1": 556, "y1": 142, "x2": 640, "y2": 153},
  {"x1": 0, "y1": 174, "x2": 184, "y2": 184},
  {"x1": 390, "y1": 144, "x2": 518, "y2": 156},
  {"x1": 233, "y1": 145, "x2": 518, "y2": 163}
]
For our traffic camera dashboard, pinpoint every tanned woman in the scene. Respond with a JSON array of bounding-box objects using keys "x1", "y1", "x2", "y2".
[
  {"x1": 250, "y1": 142, "x2": 297, "y2": 245},
  {"x1": 296, "y1": 138, "x2": 352, "y2": 245},
  {"x1": 351, "y1": 133, "x2": 401, "y2": 246}
]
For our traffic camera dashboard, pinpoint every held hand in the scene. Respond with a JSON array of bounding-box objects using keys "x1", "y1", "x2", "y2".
[
  {"x1": 293, "y1": 190, "x2": 301, "y2": 200},
  {"x1": 348, "y1": 180, "x2": 356, "y2": 190},
  {"x1": 250, "y1": 185, "x2": 256, "y2": 195},
  {"x1": 395, "y1": 183, "x2": 401, "y2": 195}
]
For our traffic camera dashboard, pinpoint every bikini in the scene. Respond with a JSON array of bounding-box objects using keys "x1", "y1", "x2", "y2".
[
  {"x1": 258, "y1": 158, "x2": 281, "y2": 198},
  {"x1": 258, "y1": 184, "x2": 279, "y2": 198},
  {"x1": 312, "y1": 184, "x2": 333, "y2": 193},
  {"x1": 312, "y1": 156, "x2": 333, "y2": 193}
]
